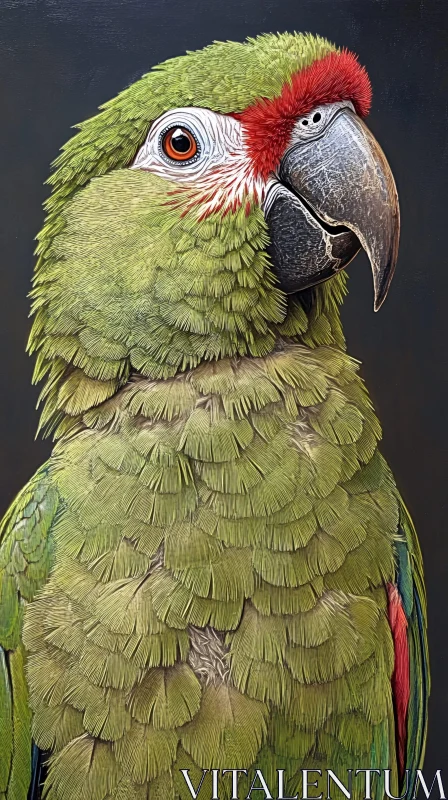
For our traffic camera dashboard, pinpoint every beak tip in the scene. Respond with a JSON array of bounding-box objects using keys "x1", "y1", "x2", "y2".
[
  {"x1": 373, "y1": 298, "x2": 383, "y2": 312},
  {"x1": 373, "y1": 291, "x2": 387, "y2": 313},
  {"x1": 373, "y1": 264, "x2": 396, "y2": 311}
]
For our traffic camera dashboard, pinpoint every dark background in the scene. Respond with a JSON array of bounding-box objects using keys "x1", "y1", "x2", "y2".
[{"x1": 0, "y1": 0, "x2": 446, "y2": 777}]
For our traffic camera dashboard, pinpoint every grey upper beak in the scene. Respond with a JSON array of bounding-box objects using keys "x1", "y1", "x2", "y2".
[{"x1": 265, "y1": 108, "x2": 400, "y2": 310}]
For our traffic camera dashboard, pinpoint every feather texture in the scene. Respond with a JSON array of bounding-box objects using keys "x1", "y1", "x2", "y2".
[{"x1": 0, "y1": 31, "x2": 428, "y2": 800}]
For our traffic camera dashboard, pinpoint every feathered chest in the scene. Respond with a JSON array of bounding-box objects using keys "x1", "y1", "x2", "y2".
[
  {"x1": 47, "y1": 343, "x2": 397, "y2": 607},
  {"x1": 22, "y1": 343, "x2": 399, "y2": 783}
]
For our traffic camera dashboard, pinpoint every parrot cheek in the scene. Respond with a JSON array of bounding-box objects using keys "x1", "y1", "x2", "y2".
[{"x1": 264, "y1": 108, "x2": 400, "y2": 310}]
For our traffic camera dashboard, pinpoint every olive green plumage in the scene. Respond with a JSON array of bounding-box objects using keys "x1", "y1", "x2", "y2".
[{"x1": 0, "y1": 31, "x2": 428, "y2": 800}]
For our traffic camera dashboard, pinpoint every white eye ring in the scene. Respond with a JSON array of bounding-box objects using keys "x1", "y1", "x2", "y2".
[
  {"x1": 132, "y1": 108, "x2": 214, "y2": 177},
  {"x1": 131, "y1": 107, "x2": 245, "y2": 184}
]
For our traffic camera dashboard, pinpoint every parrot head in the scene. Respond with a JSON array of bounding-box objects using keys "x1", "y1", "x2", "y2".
[
  {"x1": 131, "y1": 42, "x2": 398, "y2": 310},
  {"x1": 30, "y1": 33, "x2": 400, "y2": 434}
]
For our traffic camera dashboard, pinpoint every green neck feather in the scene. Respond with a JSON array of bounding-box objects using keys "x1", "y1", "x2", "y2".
[{"x1": 29, "y1": 168, "x2": 347, "y2": 441}]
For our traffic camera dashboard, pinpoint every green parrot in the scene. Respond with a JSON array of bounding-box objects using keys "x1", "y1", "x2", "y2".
[{"x1": 0, "y1": 32, "x2": 429, "y2": 800}]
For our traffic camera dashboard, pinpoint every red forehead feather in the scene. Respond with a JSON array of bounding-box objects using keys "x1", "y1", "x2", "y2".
[{"x1": 238, "y1": 49, "x2": 372, "y2": 179}]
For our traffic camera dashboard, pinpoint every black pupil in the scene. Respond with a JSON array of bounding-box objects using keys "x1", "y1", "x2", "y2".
[
  {"x1": 313, "y1": 112, "x2": 321, "y2": 123},
  {"x1": 171, "y1": 131, "x2": 191, "y2": 153}
]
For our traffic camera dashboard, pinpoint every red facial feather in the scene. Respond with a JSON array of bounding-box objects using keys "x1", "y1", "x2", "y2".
[
  {"x1": 387, "y1": 583, "x2": 410, "y2": 778},
  {"x1": 238, "y1": 49, "x2": 372, "y2": 178}
]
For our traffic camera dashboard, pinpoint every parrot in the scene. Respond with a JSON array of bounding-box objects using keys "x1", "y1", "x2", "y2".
[{"x1": 0, "y1": 31, "x2": 429, "y2": 800}]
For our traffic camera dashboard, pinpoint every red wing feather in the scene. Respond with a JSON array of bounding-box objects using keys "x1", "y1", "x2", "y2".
[{"x1": 387, "y1": 582, "x2": 411, "y2": 777}]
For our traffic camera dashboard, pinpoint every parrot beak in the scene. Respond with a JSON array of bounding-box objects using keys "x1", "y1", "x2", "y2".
[{"x1": 264, "y1": 108, "x2": 400, "y2": 310}]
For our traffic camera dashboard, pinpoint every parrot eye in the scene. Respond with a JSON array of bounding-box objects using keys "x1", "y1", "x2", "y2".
[
  {"x1": 132, "y1": 106, "x2": 244, "y2": 186},
  {"x1": 160, "y1": 126, "x2": 199, "y2": 163}
]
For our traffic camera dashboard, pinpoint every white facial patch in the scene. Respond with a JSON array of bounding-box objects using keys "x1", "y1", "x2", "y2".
[{"x1": 131, "y1": 107, "x2": 265, "y2": 216}]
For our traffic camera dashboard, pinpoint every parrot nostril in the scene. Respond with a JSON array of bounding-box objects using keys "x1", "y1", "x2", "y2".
[
  {"x1": 301, "y1": 119, "x2": 309, "y2": 126},
  {"x1": 312, "y1": 112, "x2": 322, "y2": 123}
]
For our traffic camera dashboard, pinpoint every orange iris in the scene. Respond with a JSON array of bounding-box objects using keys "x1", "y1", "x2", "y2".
[{"x1": 162, "y1": 127, "x2": 198, "y2": 161}]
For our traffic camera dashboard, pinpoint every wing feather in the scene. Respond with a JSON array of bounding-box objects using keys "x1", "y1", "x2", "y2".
[
  {"x1": 394, "y1": 498, "x2": 429, "y2": 792},
  {"x1": 0, "y1": 464, "x2": 59, "y2": 800}
]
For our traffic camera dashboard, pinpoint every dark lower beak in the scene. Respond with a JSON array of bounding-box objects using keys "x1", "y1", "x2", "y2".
[{"x1": 265, "y1": 109, "x2": 400, "y2": 311}]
